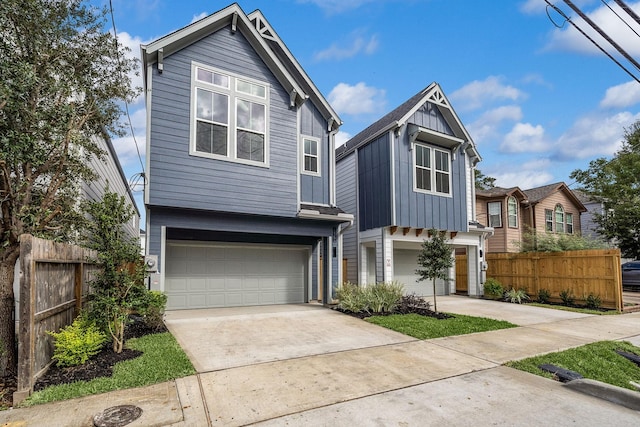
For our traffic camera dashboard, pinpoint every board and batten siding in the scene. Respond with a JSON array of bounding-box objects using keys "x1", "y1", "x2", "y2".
[
  {"x1": 148, "y1": 25, "x2": 299, "y2": 217},
  {"x1": 83, "y1": 135, "x2": 139, "y2": 238},
  {"x1": 393, "y1": 124, "x2": 468, "y2": 232},
  {"x1": 357, "y1": 133, "x2": 393, "y2": 231},
  {"x1": 336, "y1": 151, "x2": 358, "y2": 284},
  {"x1": 300, "y1": 101, "x2": 330, "y2": 205}
]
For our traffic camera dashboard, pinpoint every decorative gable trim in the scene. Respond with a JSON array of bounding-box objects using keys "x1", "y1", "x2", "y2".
[{"x1": 426, "y1": 86, "x2": 449, "y2": 108}]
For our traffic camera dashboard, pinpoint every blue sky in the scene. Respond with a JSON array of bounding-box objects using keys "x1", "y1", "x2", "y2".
[{"x1": 101, "y1": 0, "x2": 640, "y2": 225}]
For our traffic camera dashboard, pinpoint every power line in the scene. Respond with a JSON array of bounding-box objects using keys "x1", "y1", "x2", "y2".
[
  {"x1": 108, "y1": 0, "x2": 146, "y2": 176},
  {"x1": 544, "y1": 0, "x2": 640, "y2": 84},
  {"x1": 613, "y1": 0, "x2": 640, "y2": 26},
  {"x1": 601, "y1": 0, "x2": 640, "y2": 39}
]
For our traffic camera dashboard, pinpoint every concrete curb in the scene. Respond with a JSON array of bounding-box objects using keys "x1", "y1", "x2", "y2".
[{"x1": 564, "y1": 378, "x2": 640, "y2": 411}]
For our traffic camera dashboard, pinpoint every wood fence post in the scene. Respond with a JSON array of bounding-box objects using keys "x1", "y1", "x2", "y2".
[{"x1": 15, "y1": 234, "x2": 34, "y2": 404}]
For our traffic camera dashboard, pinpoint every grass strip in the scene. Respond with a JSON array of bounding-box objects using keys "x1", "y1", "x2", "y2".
[
  {"x1": 527, "y1": 302, "x2": 619, "y2": 315},
  {"x1": 22, "y1": 332, "x2": 195, "y2": 406},
  {"x1": 506, "y1": 341, "x2": 640, "y2": 391},
  {"x1": 366, "y1": 313, "x2": 517, "y2": 339}
]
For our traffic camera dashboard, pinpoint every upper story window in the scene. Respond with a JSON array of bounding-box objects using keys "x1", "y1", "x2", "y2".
[
  {"x1": 555, "y1": 204, "x2": 565, "y2": 233},
  {"x1": 191, "y1": 63, "x2": 269, "y2": 166},
  {"x1": 487, "y1": 201, "x2": 502, "y2": 228},
  {"x1": 301, "y1": 136, "x2": 320, "y2": 175},
  {"x1": 566, "y1": 212, "x2": 574, "y2": 234},
  {"x1": 545, "y1": 209, "x2": 553, "y2": 232},
  {"x1": 507, "y1": 196, "x2": 518, "y2": 228},
  {"x1": 413, "y1": 143, "x2": 451, "y2": 196}
]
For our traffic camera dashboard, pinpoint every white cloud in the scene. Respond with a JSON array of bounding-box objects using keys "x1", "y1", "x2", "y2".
[
  {"x1": 191, "y1": 12, "x2": 208, "y2": 23},
  {"x1": 335, "y1": 131, "x2": 351, "y2": 147},
  {"x1": 500, "y1": 123, "x2": 550, "y2": 153},
  {"x1": 112, "y1": 107, "x2": 147, "y2": 168},
  {"x1": 555, "y1": 111, "x2": 640, "y2": 159},
  {"x1": 116, "y1": 31, "x2": 147, "y2": 105},
  {"x1": 600, "y1": 80, "x2": 640, "y2": 109},
  {"x1": 492, "y1": 159, "x2": 555, "y2": 189},
  {"x1": 314, "y1": 31, "x2": 379, "y2": 61},
  {"x1": 450, "y1": 76, "x2": 527, "y2": 111},
  {"x1": 520, "y1": 0, "x2": 596, "y2": 15},
  {"x1": 328, "y1": 82, "x2": 386, "y2": 116},
  {"x1": 544, "y1": 1, "x2": 640, "y2": 56},
  {"x1": 467, "y1": 105, "x2": 523, "y2": 143}
]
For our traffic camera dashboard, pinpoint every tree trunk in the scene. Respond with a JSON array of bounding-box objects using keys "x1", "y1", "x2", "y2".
[
  {"x1": 0, "y1": 253, "x2": 19, "y2": 375},
  {"x1": 432, "y1": 277, "x2": 438, "y2": 313}
]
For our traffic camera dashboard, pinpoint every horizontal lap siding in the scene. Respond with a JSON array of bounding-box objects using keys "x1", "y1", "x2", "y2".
[
  {"x1": 336, "y1": 152, "x2": 358, "y2": 283},
  {"x1": 394, "y1": 111, "x2": 467, "y2": 232},
  {"x1": 148, "y1": 26, "x2": 297, "y2": 217},
  {"x1": 358, "y1": 134, "x2": 392, "y2": 231},
  {"x1": 300, "y1": 102, "x2": 330, "y2": 205}
]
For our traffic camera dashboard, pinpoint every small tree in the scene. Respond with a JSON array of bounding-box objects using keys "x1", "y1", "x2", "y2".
[
  {"x1": 83, "y1": 189, "x2": 145, "y2": 353},
  {"x1": 416, "y1": 229, "x2": 454, "y2": 312}
]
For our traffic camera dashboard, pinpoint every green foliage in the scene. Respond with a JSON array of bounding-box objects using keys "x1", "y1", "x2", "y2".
[
  {"x1": 518, "y1": 227, "x2": 608, "y2": 253},
  {"x1": 559, "y1": 289, "x2": 576, "y2": 306},
  {"x1": 416, "y1": 229, "x2": 453, "y2": 312},
  {"x1": 537, "y1": 288, "x2": 551, "y2": 304},
  {"x1": 585, "y1": 293, "x2": 602, "y2": 310},
  {"x1": 336, "y1": 282, "x2": 404, "y2": 315},
  {"x1": 83, "y1": 189, "x2": 146, "y2": 353},
  {"x1": 0, "y1": 0, "x2": 139, "y2": 373},
  {"x1": 474, "y1": 169, "x2": 497, "y2": 190},
  {"x1": 504, "y1": 288, "x2": 530, "y2": 304},
  {"x1": 483, "y1": 278, "x2": 504, "y2": 300},
  {"x1": 22, "y1": 332, "x2": 195, "y2": 406},
  {"x1": 47, "y1": 315, "x2": 107, "y2": 368},
  {"x1": 507, "y1": 341, "x2": 640, "y2": 391},
  {"x1": 570, "y1": 121, "x2": 640, "y2": 259},
  {"x1": 367, "y1": 313, "x2": 517, "y2": 340},
  {"x1": 139, "y1": 291, "x2": 168, "y2": 331}
]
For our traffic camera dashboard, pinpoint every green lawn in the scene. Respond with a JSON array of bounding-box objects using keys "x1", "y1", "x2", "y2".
[
  {"x1": 506, "y1": 341, "x2": 640, "y2": 391},
  {"x1": 527, "y1": 302, "x2": 620, "y2": 315},
  {"x1": 21, "y1": 332, "x2": 195, "y2": 406},
  {"x1": 366, "y1": 313, "x2": 517, "y2": 339}
]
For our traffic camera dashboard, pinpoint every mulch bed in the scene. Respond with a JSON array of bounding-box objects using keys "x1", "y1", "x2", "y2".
[
  {"x1": 334, "y1": 305, "x2": 452, "y2": 320},
  {"x1": 0, "y1": 317, "x2": 167, "y2": 406}
]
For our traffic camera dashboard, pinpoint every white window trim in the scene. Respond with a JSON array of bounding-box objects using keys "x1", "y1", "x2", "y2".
[
  {"x1": 555, "y1": 204, "x2": 565, "y2": 234},
  {"x1": 487, "y1": 201, "x2": 502, "y2": 228},
  {"x1": 189, "y1": 62, "x2": 270, "y2": 168},
  {"x1": 566, "y1": 212, "x2": 574, "y2": 234},
  {"x1": 300, "y1": 135, "x2": 321, "y2": 177},
  {"x1": 412, "y1": 142, "x2": 452, "y2": 197},
  {"x1": 507, "y1": 196, "x2": 518, "y2": 228}
]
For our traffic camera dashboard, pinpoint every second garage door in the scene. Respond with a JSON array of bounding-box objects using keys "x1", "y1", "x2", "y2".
[
  {"x1": 165, "y1": 242, "x2": 308, "y2": 310},
  {"x1": 393, "y1": 248, "x2": 446, "y2": 296}
]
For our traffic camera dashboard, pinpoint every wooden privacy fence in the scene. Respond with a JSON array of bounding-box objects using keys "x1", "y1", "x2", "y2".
[
  {"x1": 481, "y1": 249, "x2": 622, "y2": 310},
  {"x1": 15, "y1": 234, "x2": 98, "y2": 404}
]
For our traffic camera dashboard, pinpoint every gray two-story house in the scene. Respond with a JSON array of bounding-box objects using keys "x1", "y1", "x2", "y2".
[
  {"x1": 336, "y1": 83, "x2": 491, "y2": 297},
  {"x1": 141, "y1": 3, "x2": 352, "y2": 310}
]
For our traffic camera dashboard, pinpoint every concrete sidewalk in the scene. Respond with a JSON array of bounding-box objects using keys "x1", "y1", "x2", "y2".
[{"x1": 1, "y1": 296, "x2": 640, "y2": 426}]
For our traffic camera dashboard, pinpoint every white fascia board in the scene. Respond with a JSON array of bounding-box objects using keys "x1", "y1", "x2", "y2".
[
  {"x1": 140, "y1": 4, "x2": 307, "y2": 106},
  {"x1": 298, "y1": 209, "x2": 354, "y2": 222},
  {"x1": 247, "y1": 10, "x2": 341, "y2": 130}
]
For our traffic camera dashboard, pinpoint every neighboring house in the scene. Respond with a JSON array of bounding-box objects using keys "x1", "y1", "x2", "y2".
[
  {"x1": 476, "y1": 182, "x2": 587, "y2": 253},
  {"x1": 573, "y1": 190, "x2": 604, "y2": 239},
  {"x1": 335, "y1": 83, "x2": 491, "y2": 297},
  {"x1": 141, "y1": 4, "x2": 352, "y2": 310}
]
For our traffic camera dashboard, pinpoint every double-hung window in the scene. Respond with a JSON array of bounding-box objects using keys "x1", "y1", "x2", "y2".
[
  {"x1": 545, "y1": 209, "x2": 553, "y2": 232},
  {"x1": 555, "y1": 204, "x2": 565, "y2": 233},
  {"x1": 301, "y1": 136, "x2": 320, "y2": 175},
  {"x1": 413, "y1": 142, "x2": 451, "y2": 195},
  {"x1": 192, "y1": 64, "x2": 269, "y2": 165},
  {"x1": 507, "y1": 196, "x2": 518, "y2": 228},
  {"x1": 566, "y1": 213, "x2": 574, "y2": 234},
  {"x1": 487, "y1": 202, "x2": 502, "y2": 228}
]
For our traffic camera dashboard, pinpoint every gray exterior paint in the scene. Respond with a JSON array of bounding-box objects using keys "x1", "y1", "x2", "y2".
[
  {"x1": 336, "y1": 152, "x2": 358, "y2": 283},
  {"x1": 300, "y1": 101, "x2": 330, "y2": 205},
  {"x1": 394, "y1": 124, "x2": 468, "y2": 231},
  {"x1": 358, "y1": 133, "x2": 392, "y2": 231},
  {"x1": 83, "y1": 134, "x2": 140, "y2": 238},
  {"x1": 148, "y1": 28, "x2": 298, "y2": 217}
]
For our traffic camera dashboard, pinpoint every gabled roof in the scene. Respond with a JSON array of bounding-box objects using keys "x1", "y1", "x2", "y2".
[
  {"x1": 336, "y1": 83, "x2": 481, "y2": 162},
  {"x1": 140, "y1": 3, "x2": 340, "y2": 131},
  {"x1": 476, "y1": 186, "x2": 527, "y2": 200},
  {"x1": 523, "y1": 182, "x2": 587, "y2": 212}
]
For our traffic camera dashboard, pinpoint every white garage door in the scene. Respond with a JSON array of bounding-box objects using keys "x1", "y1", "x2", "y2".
[
  {"x1": 165, "y1": 242, "x2": 308, "y2": 310},
  {"x1": 393, "y1": 249, "x2": 446, "y2": 296}
]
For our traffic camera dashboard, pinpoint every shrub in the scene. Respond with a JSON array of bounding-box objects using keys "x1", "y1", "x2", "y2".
[
  {"x1": 537, "y1": 288, "x2": 551, "y2": 304},
  {"x1": 47, "y1": 315, "x2": 107, "y2": 368},
  {"x1": 365, "y1": 281, "x2": 404, "y2": 313},
  {"x1": 560, "y1": 289, "x2": 575, "y2": 306},
  {"x1": 396, "y1": 293, "x2": 432, "y2": 314},
  {"x1": 140, "y1": 291, "x2": 168, "y2": 331},
  {"x1": 337, "y1": 283, "x2": 369, "y2": 314},
  {"x1": 483, "y1": 278, "x2": 504, "y2": 300},
  {"x1": 585, "y1": 293, "x2": 602, "y2": 310},
  {"x1": 505, "y1": 288, "x2": 530, "y2": 304}
]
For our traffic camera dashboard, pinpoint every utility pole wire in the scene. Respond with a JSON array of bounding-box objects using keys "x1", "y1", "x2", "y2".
[
  {"x1": 613, "y1": 0, "x2": 640, "y2": 26},
  {"x1": 544, "y1": 0, "x2": 640, "y2": 84},
  {"x1": 562, "y1": 0, "x2": 640, "y2": 73},
  {"x1": 601, "y1": 0, "x2": 640, "y2": 39}
]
